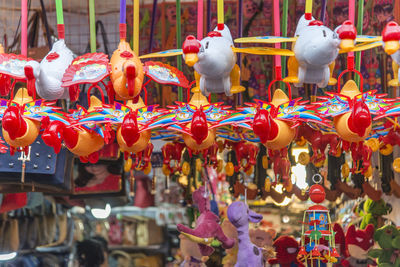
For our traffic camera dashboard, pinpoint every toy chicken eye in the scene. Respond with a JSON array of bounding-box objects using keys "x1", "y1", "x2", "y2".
[
  {"x1": 200, "y1": 46, "x2": 205, "y2": 53},
  {"x1": 205, "y1": 41, "x2": 209, "y2": 49},
  {"x1": 322, "y1": 30, "x2": 326, "y2": 37},
  {"x1": 333, "y1": 32, "x2": 338, "y2": 39}
]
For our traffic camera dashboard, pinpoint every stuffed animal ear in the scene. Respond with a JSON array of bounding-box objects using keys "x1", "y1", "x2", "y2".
[
  {"x1": 346, "y1": 224, "x2": 356, "y2": 237},
  {"x1": 364, "y1": 224, "x2": 374, "y2": 237}
]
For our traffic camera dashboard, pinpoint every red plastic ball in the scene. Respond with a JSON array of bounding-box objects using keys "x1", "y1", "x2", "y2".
[{"x1": 309, "y1": 184, "x2": 326, "y2": 203}]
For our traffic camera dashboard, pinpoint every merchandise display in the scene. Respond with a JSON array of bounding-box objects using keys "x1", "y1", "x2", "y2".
[{"x1": 1, "y1": 0, "x2": 400, "y2": 266}]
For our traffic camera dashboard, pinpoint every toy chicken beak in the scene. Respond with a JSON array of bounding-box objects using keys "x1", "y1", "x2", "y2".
[
  {"x1": 185, "y1": 53, "x2": 198, "y2": 67},
  {"x1": 340, "y1": 39, "x2": 355, "y2": 52},
  {"x1": 384, "y1": 40, "x2": 400, "y2": 55}
]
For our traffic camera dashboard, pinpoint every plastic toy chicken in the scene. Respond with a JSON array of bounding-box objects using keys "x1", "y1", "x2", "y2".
[
  {"x1": 75, "y1": 96, "x2": 165, "y2": 167},
  {"x1": 235, "y1": 15, "x2": 381, "y2": 88},
  {"x1": 0, "y1": 88, "x2": 70, "y2": 155},
  {"x1": 140, "y1": 24, "x2": 291, "y2": 97},
  {"x1": 42, "y1": 95, "x2": 112, "y2": 163},
  {"x1": 110, "y1": 38, "x2": 144, "y2": 100},
  {"x1": 24, "y1": 39, "x2": 74, "y2": 100},
  {"x1": 150, "y1": 92, "x2": 232, "y2": 156},
  {"x1": 219, "y1": 87, "x2": 327, "y2": 187},
  {"x1": 316, "y1": 79, "x2": 392, "y2": 174},
  {"x1": 381, "y1": 21, "x2": 400, "y2": 87}
]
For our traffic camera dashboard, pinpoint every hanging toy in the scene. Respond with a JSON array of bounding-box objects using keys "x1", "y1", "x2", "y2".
[
  {"x1": 315, "y1": 64, "x2": 392, "y2": 175},
  {"x1": 341, "y1": 224, "x2": 376, "y2": 267},
  {"x1": 76, "y1": 93, "x2": 165, "y2": 167},
  {"x1": 180, "y1": 25, "x2": 245, "y2": 96},
  {"x1": 1, "y1": 88, "x2": 69, "y2": 155},
  {"x1": 24, "y1": 0, "x2": 75, "y2": 100},
  {"x1": 161, "y1": 141, "x2": 186, "y2": 174},
  {"x1": 268, "y1": 235, "x2": 303, "y2": 266},
  {"x1": 298, "y1": 175, "x2": 339, "y2": 266},
  {"x1": 235, "y1": 15, "x2": 381, "y2": 88},
  {"x1": 225, "y1": 141, "x2": 259, "y2": 173},
  {"x1": 295, "y1": 124, "x2": 340, "y2": 164},
  {"x1": 227, "y1": 201, "x2": 264, "y2": 267},
  {"x1": 368, "y1": 225, "x2": 400, "y2": 267},
  {"x1": 177, "y1": 186, "x2": 235, "y2": 256},
  {"x1": 42, "y1": 88, "x2": 111, "y2": 163},
  {"x1": 381, "y1": 21, "x2": 400, "y2": 87}
]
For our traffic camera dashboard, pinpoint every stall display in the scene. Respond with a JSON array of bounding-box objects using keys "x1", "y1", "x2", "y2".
[{"x1": 1, "y1": 0, "x2": 400, "y2": 266}]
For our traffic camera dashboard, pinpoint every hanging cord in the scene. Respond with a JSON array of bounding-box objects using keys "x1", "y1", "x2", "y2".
[
  {"x1": 85, "y1": 20, "x2": 110, "y2": 55},
  {"x1": 40, "y1": 0, "x2": 53, "y2": 49},
  {"x1": 8, "y1": 0, "x2": 32, "y2": 53}
]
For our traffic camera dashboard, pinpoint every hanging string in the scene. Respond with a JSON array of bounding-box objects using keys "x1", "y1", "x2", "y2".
[
  {"x1": 273, "y1": 0, "x2": 282, "y2": 81},
  {"x1": 305, "y1": 0, "x2": 313, "y2": 20},
  {"x1": 21, "y1": 0, "x2": 28, "y2": 56},
  {"x1": 120, "y1": 0, "x2": 127, "y2": 40},
  {"x1": 197, "y1": 0, "x2": 203, "y2": 39},
  {"x1": 148, "y1": 0, "x2": 158, "y2": 52},
  {"x1": 347, "y1": 0, "x2": 355, "y2": 70},
  {"x1": 237, "y1": 0, "x2": 243, "y2": 106},
  {"x1": 320, "y1": 0, "x2": 327, "y2": 23},
  {"x1": 281, "y1": 0, "x2": 288, "y2": 88},
  {"x1": 217, "y1": 0, "x2": 224, "y2": 30},
  {"x1": 355, "y1": 0, "x2": 364, "y2": 86},
  {"x1": 176, "y1": 0, "x2": 183, "y2": 101},
  {"x1": 133, "y1": 0, "x2": 140, "y2": 55},
  {"x1": 89, "y1": 0, "x2": 96, "y2": 53}
]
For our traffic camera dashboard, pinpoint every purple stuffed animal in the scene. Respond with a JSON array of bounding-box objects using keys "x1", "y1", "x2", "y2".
[
  {"x1": 227, "y1": 201, "x2": 264, "y2": 267},
  {"x1": 177, "y1": 186, "x2": 235, "y2": 256}
]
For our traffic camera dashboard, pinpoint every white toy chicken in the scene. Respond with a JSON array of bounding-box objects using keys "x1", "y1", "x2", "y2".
[
  {"x1": 182, "y1": 25, "x2": 244, "y2": 96},
  {"x1": 24, "y1": 39, "x2": 74, "y2": 100}
]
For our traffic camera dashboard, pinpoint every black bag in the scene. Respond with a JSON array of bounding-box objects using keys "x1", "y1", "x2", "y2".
[{"x1": 0, "y1": 134, "x2": 73, "y2": 193}]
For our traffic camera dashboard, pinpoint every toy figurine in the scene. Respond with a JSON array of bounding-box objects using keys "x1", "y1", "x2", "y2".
[
  {"x1": 368, "y1": 224, "x2": 400, "y2": 267},
  {"x1": 268, "y1": 235, "x2": 303, "y2": 267},
  {"x1": 181, "y1": 25, "x2": 245, "y2": 96},
  {"x1": 110, "y1": 38, "x2": 144, "y2": 100},
  {"x1": 177, "y1": 186, "x2": 235, "y2": 256},
  {"x1": 227, "y1": 201, "x2": 264, "y2": 267},
  {"x1": 342, "y1": 224, "x2": 375, "y2": 267},
  {"x1": 24, "y1": 39, "x2": 74, "y2": 100}
]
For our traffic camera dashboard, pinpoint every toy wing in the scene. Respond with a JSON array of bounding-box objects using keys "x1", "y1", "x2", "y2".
[
  {"x1": 356, "y1": 35, "x2": 382, "y2": 43},
  {"x1": 137, "y1": 105, "x2": 166, "y2": 130},
  {"x1": 166, "y1": 123, "x2": 192, "y2": 136},
  {"x1": 62, "y1": 53, "x2": 110, "y2": 87},
  {"x1": 0, "y1": 99, "x2": 9, "y2": 120},
  {"x1": 339, "y1": 41, "x2": 382, "y2": 54},
  {"x1": 202, "y1": 103, "x2": 232, "y2": 123},
  {"x1": 277, "y1": 101, "x2": 330, "y2": 126},
  {"x1": 0, "y1": 53, "x2": 33, "y2": 79},
  {"x1": 315, "y1": 94, "x2": 351, "y2": 117},
  {"x1": 355, "y1": 91, "x2": 391, "y2": 115},
  {"x1": 234, "y1": 36, "x2": 297, "y2": 44},
  {"x1": 217, "y1": 107, "x2": 257, "y2": 128},
  {"x1": 23, "y1": 100, "x2": 70, "y2": 125},
  {"x1": 76, "y1": 103, "x2": 131, "y2": 125},
  {"x1": 139, "y1": 49, "x2": 183, "y2": 59},
  {"x1": 374, "y1": 101, "x2": 400, "y2": 120},
  {"x1": 150, "y1": 128, "x2": 181, "y2": 141},
  {"x1": 232, "y1": 47, "x2": 294, "y2": 56},
  {"x1": 144, "y1": 61, "x2": 190, "y2": 88}
]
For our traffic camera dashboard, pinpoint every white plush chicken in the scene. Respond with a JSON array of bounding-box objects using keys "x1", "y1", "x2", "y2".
[
  {"x1": 24, "y1": 39, "x2": 74, "y2": 100},
  {"x1": 182, "y1": 25, "x2": 244, "y2": 96}
]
